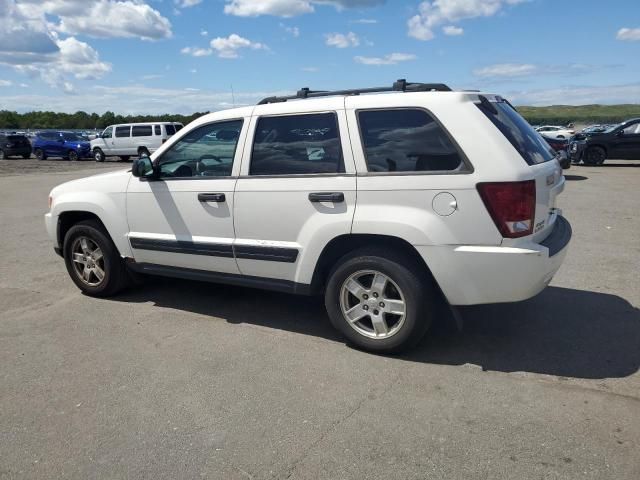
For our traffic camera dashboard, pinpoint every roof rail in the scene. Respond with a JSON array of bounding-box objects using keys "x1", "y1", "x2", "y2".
[{"x1": 257, "y1": 79, "x2": 452, "y2": 105}]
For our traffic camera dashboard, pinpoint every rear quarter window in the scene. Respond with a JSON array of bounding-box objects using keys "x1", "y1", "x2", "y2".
[
  {"x1": 477, "y1": 99, "x2": 555, "y2": 165},
  {"x1": 357, "y1": 108, "x2": 465, "y2": 173},
  {"x1": 132, "y1": 125, "x2": 153, "y2": 137}
]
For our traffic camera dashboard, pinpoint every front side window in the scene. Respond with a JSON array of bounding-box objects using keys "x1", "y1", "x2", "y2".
[
  {"x1": 477, "y1": 99, "x2": 555, "y2": 165},
  {"x1": 102, "y1": 127, "x2": 113, "y2": 138},
  {"x1": 622, "y1": 122, "x2": 640, "y2": 135},
  {"x1": 62, "y1": 132, "x2": 83, "y2": 141},
  {"x1": 157, "y1": 120, "x2": 243, "y2": 178},
  {"x1": 250, "y1": 113, "x2": 344, "y2": 176},
  {"x1": 132, "y1": 125, "x2": 153, "y2": 137},
  {"x1": 358, "y1": 109, "x2": 464, "y2": 172},
  {"x1": 115, "y1": 126, "x2": 130, "y2": 138}
]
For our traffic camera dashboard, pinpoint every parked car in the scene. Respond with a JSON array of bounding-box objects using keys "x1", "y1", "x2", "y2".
[
  {"x1": 91, "y1": 122, "x2": 184, "y2": 162},
  {"x1": 543, "y1": 136, "x2": 570, "y2": 169},
  {"x1": 32, "y1": 131, "x2": 92, "y2": 161},
  {"x1": 0, "y1": 133, "x2": 32, "y2": 159},
  {"x1": 535, "y1": 125, "x2": 576, "y2": 139},
  {"x1": 45, "y1": 80, "x2": 571, "y2": 354},
  {"x1": 569, "y1": 118, "x2": 640, "y2": 165}
]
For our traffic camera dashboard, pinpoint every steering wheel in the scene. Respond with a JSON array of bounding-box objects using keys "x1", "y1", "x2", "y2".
[{"x1": 196, "y1": 154, "x2": 222, "y2": 175}]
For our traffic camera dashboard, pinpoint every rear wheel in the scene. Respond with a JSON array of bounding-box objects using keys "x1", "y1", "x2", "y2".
[
  {"x1": 324, "y1": 248, "x2": 434, "y2": 353},
  {"x1": 35, "y1": 148, "x2": 46, "y2": 160},
  {"x1": 93, "y1": 148, "x2": 104, "y2": 162},
  {"x1": 138, "y1": 147, "x2": 150, "y2": 158},
  {"x1": 22, "y1": 153, "x2": 30, "y2": 159},
  {"x1": 0, "y1": 149, "x2": 5, "y2": 160},
  {"x1": 584, "y1": 146, "x2": 606, "y2": 166},
  {"x1": 63, "y1": 220, "x2": 129, "y2": 297}
]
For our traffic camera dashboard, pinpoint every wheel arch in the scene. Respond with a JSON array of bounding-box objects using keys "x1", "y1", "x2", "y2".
[
  {"x1": 310, "y1": 234, "x2": 441, "y2": 296},
  {"x1": 58, "y1": 211, "x2": 109, "y2": 256}
]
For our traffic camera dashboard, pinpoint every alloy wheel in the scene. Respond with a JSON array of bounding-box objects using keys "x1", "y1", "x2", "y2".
[
  {"x1": 71, "y1": 236, "x2": 106, "y2": 287},
  {"x1": 339, "y1": 270, "x2": 407, "y2": 339}
]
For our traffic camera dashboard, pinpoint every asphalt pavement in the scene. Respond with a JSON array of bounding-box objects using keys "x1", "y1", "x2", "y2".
[{"x1": 1, "y1": 159, "x2": 638, "y2": 479}]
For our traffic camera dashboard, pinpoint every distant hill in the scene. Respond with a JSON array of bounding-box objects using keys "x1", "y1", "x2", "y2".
[{"x1": 517, "y1": 104, "x2": 640, "y2": 126}]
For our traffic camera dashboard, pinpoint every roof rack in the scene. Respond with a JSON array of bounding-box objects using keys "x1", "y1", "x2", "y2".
[{"x1": 257, "y1": 79, "x2": 452, "y2": 105}]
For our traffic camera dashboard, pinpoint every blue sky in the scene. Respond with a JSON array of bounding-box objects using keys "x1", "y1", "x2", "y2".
[{"x1": 0, "y1": 0, "x2": 639, "y2": 114}]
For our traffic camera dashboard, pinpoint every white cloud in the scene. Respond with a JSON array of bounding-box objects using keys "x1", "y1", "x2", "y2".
[
  {"x1": 224, "y1": 0, "x2": 384, "y2": 17},
  {"x1": 181, "y1": 46, "x2": 213, "y2": 57},
  {"x1": 17, "y1": 0, "x2": 173, "y2": 40},
  {"x1": 285, "y1": 25, "x2": 300, "y2": 37},
  {"x1": 351, "y1": 18, "x2": 378, "y2": 24},
  {"x1": 408, "y1": 0, "x2": 526, "y2": 41},
  {"x1": 325, "y1": 32, "x2": 359, "y2": 48},
  {"x1": 507, "y1": 83, "x2": 640, "y2": 106},
  {"x1": 443, "y1": 25, "x2": 463, "y2": 35},
  {"x1": 210, "y1": 34, "x2": 268, "y2": 58},
  {"x1": 616, "y1": 27, "x2": 640, "y2": 42},
  {"x1": 175, "y1": 0, "x2": 202, "y2": 8},
  {"x1": 0, "y1": 80, "x2": 13, "y2": 87},
  {"x1": 473, "y1": 62, "x2": 606, "y2": 79},
  {"x1": 354, "y1": 52, "x2": 416, "y2": 65},
  {"x1": 200, "y1": 29, "x2": 208, "y2": 36}
]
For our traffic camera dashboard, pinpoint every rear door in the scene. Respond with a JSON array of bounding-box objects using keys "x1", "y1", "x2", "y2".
[
  {"x1": 233, "y1": 101, "x2": 357, "y2": 284},
  {"x1": 614, "y1": 122, "x2": 640, "y2": 159}
]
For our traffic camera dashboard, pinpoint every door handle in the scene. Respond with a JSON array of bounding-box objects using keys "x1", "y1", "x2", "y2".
[
  {"x1": 308, "y1": 192, "x2": 345, "y2": 203},
  {"x1": 198, "y1": 193, "x2": 226, "y2": 203}
]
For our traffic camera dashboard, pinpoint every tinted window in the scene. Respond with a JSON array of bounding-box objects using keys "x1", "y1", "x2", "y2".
[
  {"x1": 154, "y1": 125, "x2": 161, "y2": 135},
  {"x1": 158, "y1": 120, "x2": 242, "y2": 178},
  {"x1": 174, "y1": 124, "x2": 183, "y2": 132},
  {"x1": 622, "y1": 123, "x2": 640, "y2": 135},
  {"x1": 250, "y1": 113, "x2": 344, "y2": 176},
  {"x1": 115, "y1": 126, "x2": 130, "y2": 138},
  {"x1": 165, "y1": 124, "x2": 176, "y2": 135},
  {"x1": 132, "y1": 125, "x2": 153, "y2": 137},
  {"x1": 62, "y1": 132, "x2": 82, "y2": 141},
  {"x1": 477, "y1": 100, "x2": 555, "y2": 165},
  {"x1": 358, "y1": 109, "x2": 464, "y2": 172}
]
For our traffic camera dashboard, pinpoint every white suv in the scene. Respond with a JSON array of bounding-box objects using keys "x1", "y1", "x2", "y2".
[
  {"x1": 45, "y1": 80, "x2": 571, "y2": 353},
  {"x1": 91, "y1": 122, "x2": 183, "y2": 162}
]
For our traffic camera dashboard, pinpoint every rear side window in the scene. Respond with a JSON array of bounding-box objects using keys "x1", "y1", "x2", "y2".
[
  {"x1": 154, "y1": 125, "x2": 161, "y2": 135},
  {"x1": 477, "y1": 99, "x2": 555, "y2": 165},
  {"x1": 165, "y1": 124, "x2": 176, "y2": 135},
  {"x1": 250, "y1": 113, "x2": 344, "y2": 176},
  {"x1": 115, "y1": 126, "x2": 130, "y2": 138},
  {"x1": 357, "y1": 109, "x2": 464, "y2": 172},
  {"x1": 132, "y1": 125, "x2": 152, "y2": 137}
]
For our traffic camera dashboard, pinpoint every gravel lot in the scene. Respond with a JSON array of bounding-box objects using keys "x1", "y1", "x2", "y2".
[{"x1": 0, "y1": 159, "x2": 638, "y2": 479}]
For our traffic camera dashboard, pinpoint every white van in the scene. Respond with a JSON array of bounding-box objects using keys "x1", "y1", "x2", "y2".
[{"x1": 91, "y1": 122, "x2": 183, "y2": 162}]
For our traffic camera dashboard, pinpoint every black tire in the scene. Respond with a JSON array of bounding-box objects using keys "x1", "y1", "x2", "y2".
[
  {"x1": 63, "y1": 219, "x2": 129, "y2": 297},
  {"x1": 119, "y1": 156, "x2": 130, "y2": 162},
  {"x1": 138, "y1": 147, "x2": 150, "y2": 158},
  {"x1": 324, "y1": 248, "x2": 435, "y2": 354},
  {"x1": 0, "y1": 149, "x2": 6, "y2": 160},
  {"x1": 583, "y1": 146, "x2": 606, "y2": 166},
  {"x1": 94, "y1": 148, "x2": 105, "y2": 162},
  {"x1": 68, "y1": 150, "x2": 79, "y2": 161},
  {"x1": 22, "y1": 154, "x2": 30, "y2": 159},
  {"x1": 35, "y1": 148, "x2": 46, "y2": 160}
]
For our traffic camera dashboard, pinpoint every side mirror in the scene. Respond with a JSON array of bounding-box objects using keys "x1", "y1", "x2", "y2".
[
  {"x1": 132, "y1": 156, "x2": 157, "y2": 179},
  {"x1": 616, "y1": 130, "x2": 624, "y2": 137}
]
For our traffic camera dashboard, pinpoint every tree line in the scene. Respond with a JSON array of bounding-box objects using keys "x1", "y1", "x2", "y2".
[
  {"x1": 1, "y1": 104, "x2": 640, "y2": 131},
  {"x1": 0, "y1": 110, "x2": 208, "y2": 130}
]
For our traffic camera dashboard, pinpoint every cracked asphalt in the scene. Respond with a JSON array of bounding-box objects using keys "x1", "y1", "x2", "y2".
[{"x1": 1, "y1": 159, "x2": 639, "y2": 479}]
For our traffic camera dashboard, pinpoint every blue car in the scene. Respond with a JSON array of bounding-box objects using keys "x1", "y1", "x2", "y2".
[{"x1": 32, "y1": 131, "x2": 92, "y2": 161}]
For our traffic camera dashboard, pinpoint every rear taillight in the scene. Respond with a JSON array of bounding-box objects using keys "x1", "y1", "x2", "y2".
[{"x1": 477, "y1": 180, "x2": 536, "y2": 238}]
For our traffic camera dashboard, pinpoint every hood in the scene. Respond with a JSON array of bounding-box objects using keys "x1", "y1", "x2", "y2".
[{"x1": 50, "y1": 168, "x2": 131, "y2": 197}]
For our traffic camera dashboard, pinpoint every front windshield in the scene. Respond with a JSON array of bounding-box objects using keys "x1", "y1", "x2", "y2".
[{"x1": 62, "y1": 132, "x2": 83, "y2": 141}]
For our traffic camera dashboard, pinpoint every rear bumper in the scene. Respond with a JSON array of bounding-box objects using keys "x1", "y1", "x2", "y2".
[
  {"x1": 418, "y1": 216, "x2": 572, "y2": 306},
  {"x1": 2, "y1": 146, "x2": 31, "y2": 156}
]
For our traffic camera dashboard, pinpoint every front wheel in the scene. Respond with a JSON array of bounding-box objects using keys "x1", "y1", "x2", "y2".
[
  {"x1": 68, "y1": 150, "x2": 79, "y2": 161},
  {"x1": 584, "y1": 146, "x2": 606, "y2": 166},
  {"x1": 324, "y1": 249, "x2": 434, "y2": 353},
  {"x1": 63, "y1": 220, "x2": 129, "y2": 297},
  {"x1": 93, "y1": 148, "x2": 104, "y2": 162},
  {"x1": 35, "y1": 148, "x2": 46, "y2": 160}
]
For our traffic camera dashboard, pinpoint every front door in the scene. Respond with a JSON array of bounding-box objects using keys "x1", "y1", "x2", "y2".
[
  {"x1": 126, "y1": 117, "x2": 249, "y2": 274},
  {"x1": 233, "y1": 103, "x2": 357, "y2": 285},
  {"x1": 613, "y1": 122, "x2": 640, "y2": 159}
]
